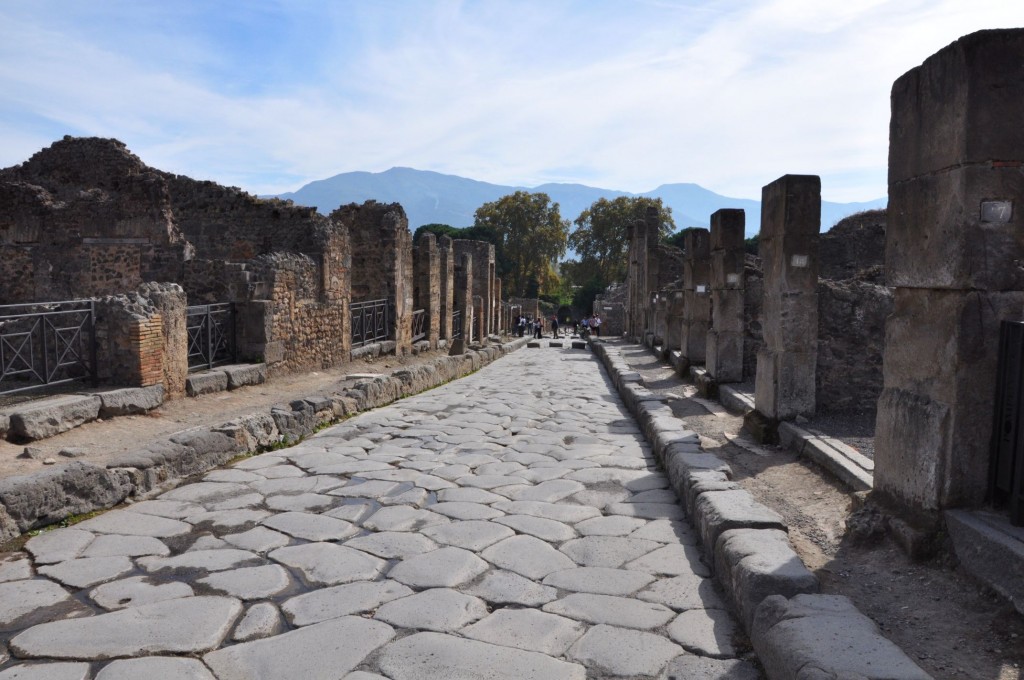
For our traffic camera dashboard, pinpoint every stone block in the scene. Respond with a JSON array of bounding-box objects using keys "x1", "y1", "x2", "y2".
[
  {"x1": 9, "y1": 395, "x2": 102, "y2": 441},
  {"x1": 758, "y1": 175, "x2": 821, "y2": 239},
  {"x1": 715, "y1": 528, "x2": 819, "y2": 630},
  {"x1": 99, "y1": 385, "x2": 164, "y2": 418},
  {"x1": 710, "y1": 289, "x2": 745, "y2": 334},
  {"x1": 683, "y1": 228, "x2": 711, "y2": 259},
  {"x1": 710, "y1": 209, "x2": 745, "y2": 251},
  {"x1": 706, "y1": 330, "x2": 744, "y2": 383},
  {"x1": 889, "y1": 29, "x2": 1024, "y2": 184},
  {"x1": 0, "y1": 462, "x2": 132, "y2": 533},
  {"x1": 213, "y1": 413, "x2": 280, "y2": 451},
  {"x1": 887, "y1": 165, "x2": 1024, "y2": 290},
  {"x1": 186, "y1": 371, "x2": 228, "y2": 397},
  {"x1": 680, "y1": 320, "x2": 708, "y2": 363},
  {"x1": 752, "y1": 594, "x2": 930, "y2": 680},
  {"x1": 945, "y1": 509, "x2": 1024, "y2": 615},
  {"x1": 761, "y1": 291, "x2": 819, "y2": 353},
  {"x1": 710, "y1": 250, "x2": 746, "y2": 289},
  {"x1": 571, "y1": 341, "x2": 587, "y2": 350},
  {"x1": 759, "y1": 232, "x2": 820, "y2": 293},
  {"x1": 754, "y1": 347, "x2": 816, "y2": 421},
  {"x1": 693, "y1": 489, "x2": 786, "y2": 560},
  {"x1": 223, "y1": 364, "x2": 267, "y2": 390},
  {"x1": 0, "y1": 413, "x2": 9, "y2": 440},
  {"x1": 683, "y1": 259, "x2": 711, "y2": 291}
]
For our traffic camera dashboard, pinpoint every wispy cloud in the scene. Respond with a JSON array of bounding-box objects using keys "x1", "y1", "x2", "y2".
[{"x1": 0, "y1": 0, "x2": 1021, "y2": 201}]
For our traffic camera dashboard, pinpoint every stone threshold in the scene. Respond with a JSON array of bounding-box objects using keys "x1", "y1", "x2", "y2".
[{"x1": 946, "y1": 509, "x2": 1024, "y2": 616}]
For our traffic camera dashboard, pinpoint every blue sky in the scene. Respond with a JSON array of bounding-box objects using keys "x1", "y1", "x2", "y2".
[{"x1": 1, "y1": 1, "x2": 1021, "y2": 202}]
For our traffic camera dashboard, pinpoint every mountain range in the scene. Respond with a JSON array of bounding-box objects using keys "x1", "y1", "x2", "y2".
[{"x1": 274, "y1": 167, "x2": 886, "y2": 238}]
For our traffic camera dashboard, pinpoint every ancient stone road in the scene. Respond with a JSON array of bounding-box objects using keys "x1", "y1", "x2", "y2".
[{"x1": 0, "y1": 346, "x2": 760, "y2": 679}]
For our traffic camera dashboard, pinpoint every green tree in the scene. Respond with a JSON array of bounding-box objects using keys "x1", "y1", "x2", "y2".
[
  {"x1": 473, "y1": 191, "x2": 570, "y2": 298},
  {"x1": 568, "y1": 197, "x2": 674, "y2": 285}
]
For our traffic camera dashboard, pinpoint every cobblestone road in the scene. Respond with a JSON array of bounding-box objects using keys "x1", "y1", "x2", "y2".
[{"x1": 0, "y1": 346, "x2": 760, "y2": 679}]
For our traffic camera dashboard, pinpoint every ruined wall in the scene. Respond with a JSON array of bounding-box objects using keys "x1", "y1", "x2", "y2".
[
  {"x1": 438, "y1": 236, "x2": 454, "y2": 340},
  {"x1": 743, "y1": 258, "x2": 764, "y2": 381},
  {"x1": 414, "y1": 232, "x2": 441, "y2": 347},
  {"x1": 594, "y1": 283, "x2": 626, "y2": 336},
  {"x1": 93, "y1": 293, "x2": 166, "y2": 389},
  {"x1": 453, "y1": 240, "x2": 495, "y2": 337},
  {"x1": 819, "y1": 209, "x2": 887, "y2": 283}
]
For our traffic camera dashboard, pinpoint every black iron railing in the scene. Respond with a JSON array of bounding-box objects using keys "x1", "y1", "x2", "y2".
[
  {"x1": 352, "y1": 298, "x2": 390, "y2": 347},
  {"x1": 452, "y1": 310, "x2": 463, "y2": 339},
  {"x1": 0, "y1": 299, "x2": 97, "y2": 396},
  {"x1": 991, "y1": 320, "x2": 1024, "y2": 525},
  {"x1": 186, "y1": 303, "x2": 235, "y2": 372},
  {"x1": 412, "y1": 309, "x2": 426, "y2": 343}
]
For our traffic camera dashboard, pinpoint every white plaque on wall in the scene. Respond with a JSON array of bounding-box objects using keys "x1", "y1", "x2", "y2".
[
  {"x1": 696, "y1": 285, "x2": 707, "y2": 293},
  {"x1": 791, "y1": 254, "x2": 809, "y2": 268},
  {"x1": 726, "y1": 273, "x2": 740, "y2": 284}
]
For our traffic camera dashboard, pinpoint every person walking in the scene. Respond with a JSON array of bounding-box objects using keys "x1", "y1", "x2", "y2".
[
  {"x1": 551, "y1": 314, "x2": 559, "y2": 339},
  {"x1": 592, "y1": 313, "x2": 602, "y2": 337}
]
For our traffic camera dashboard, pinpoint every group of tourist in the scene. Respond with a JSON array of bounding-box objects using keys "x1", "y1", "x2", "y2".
[{"x1": 513, "y1": 313, "x2": 602, "y2": 339}]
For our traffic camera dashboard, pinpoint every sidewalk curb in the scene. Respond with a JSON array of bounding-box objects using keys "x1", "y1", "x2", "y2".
[
  {"x1": 0, "y1": 338, "x2": 529, "y2": 544},
  {"x1": 590, "y1": 339, "x2": 929, "y2": 680}
]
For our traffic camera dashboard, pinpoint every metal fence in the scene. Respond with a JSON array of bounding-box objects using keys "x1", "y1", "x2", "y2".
[
  {"x1": 411, "y1": 309, "x2": 426, "y2": 343},
  {"x1": 452, "y1": 310, "x2": 462, "y2": 339},
  {"x1": 352, "y1": 298, "x2": 390, "y2": 347},
  {"x1": 0, "y1": 299, "x2": 97, "y2": 396},
  {"x1": 186, "y1": 303, "x2": 236, "y2": 372},
  {"x1": 991, "y1": 320, "x2": 1024, "y2": 525}
]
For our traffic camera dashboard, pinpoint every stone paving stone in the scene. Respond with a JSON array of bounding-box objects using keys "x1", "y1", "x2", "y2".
[
  {"x1": 232, "y1": 455, "x2": 287, "y2": 470},
  {"x1": 89, "y1": 576, "x2": 195, "y2": 611},
  {"x1": 264, "y1": 493, "x2": 336, "y2": 513},
  {"x1": 270, "y1": 544, "x2": 387, "y2": 586},
  {"x1": 81, "y1": 534, "x2": 169, "y2": 558},
  {"x1": 204, "y1": 616, "x2": 395, "y2": 680},
  {"x1": 283, "y1": 580, "x2": 413, "y2": 626},
  {"x1": 250, "y1": 477, "x2": 318, "y2": 495},
  {"x1": 206, "y1": 493, "x2": 265, "y2": 511},
  {"x1": 186, "y1": 508, "x2": 272, "y2": 530},
  {"x1": 462, "y1": 608, "x2": 586, "y2": 656},
  {"x1": 458, "y1": 474, "x2": 530, "y2": 489},
  {"x1": 0, "y1": 663, "x2": 91, "y2": 680},
  {"x1": 330, "y1": 480, "x2": 404, "y2": 499},
  {"x1": 435, "y1": 487, "x2": 505, "y2": 504},
  {"x1": 475, "y1": 462, "x2": 526, "y2": 476},
  {"x1": 188, "y1": 535, "x2": 230, "y2": 551},
  {"x1": 543, "y1": 593, "x2": 675, "y2": 629},
  {"x1": 575, "y1": 515, "x2": 648, "y2": 536},
  {"x1": 361, "y1": 506, "x2": 450, "y2": 532},
  {"x1": 160, "y1": 482, "x2": 251, "y2": 504},
  {"x1": 517, "y1": 468, "x2": 570, "y2": 483},
  {"x1": 0, "y1": 557, "x2": 33, "y2": 583},
  {"x1": 343, "y1": 531, "x2": 438, "y2": 559},
  {"x1": 421, "y1": 520, "x2": 515, "y2": 551},
  {"x1": 559, "y1": 536, "x2": 662, "y2": 568},
  {"x1": 376, "y1": 631, "x2": 586, "y2": 680},
  {"x1": 490, "y1": 500, "x2": 600, "y2": 523},
  {"x1": 388, "y1": 546, "x2": 489, "y2": 588},
  {"x1": 542, "y1": 567, "x2": 656, "y2": 596},
  {"x1": 432, "y1": 464, "x2": 472, "y2": 480},
  {"x1": 206, "y1": 469, "x2": 263, "y2": 484},
  {"x1": 324, "y1": 501, "x2": 378, "y2": 524},
  {"x1": 629, "y1": 518, "x2": 699, "y2": 544},
  {"x1": 626, "y1": 489, "x2": 680, "y2": 504},
  {"x1": 39, "y1": 556, "x2": 134, "y2": 589},
  {"x1": 124, "y1": 500, "x2": 202, "y2": 519},
  {"x1": 606, "y1": 501, "x2": 686, "y2": 520},
  {"x1": 139, "y1": 549, "x2": 261, "y2": 573},
  {"x1": 199, "y1": 564, "x2": 291, "y2": 600},
  {"x1": 95, "y1": 657, "x2": 216, "y2": 680},
  {"x1": 507, "y1": 479, "x2": 586, "y2": 502},
  {"x1": 261, "y1": 511, "x2": 358, "y2": 541},
  {"x1": 659, "y1": 655, "x2": 762, "y2": 680},
  {"x1": 667, "y1": 608, "x2": 739, "y2": 658},
  {"x1": 493, "y1": 515, "x2": 577, "y2": 542},
  {"x1": 378, "y1": 487, "x2": 431, "y2": 507},
  {"x1": 567, "y1": 624, "x2": 683, "y2": 677},
  {"x1": 0, "y1": 580, "x2": 74, "y2": 628},
  {"x1": 222, "y1": 526, "x2": 292, "y2": 553},
  {"x1": 481, "y1": 535, "x2": 577, "y2": 579},
  {"x1": 232, "y1": 602, "x2": 282, "y2": 642},
  {"x1": 637, "y1": 572, "x2": 726, "y2": 611},
  {"x1": 625, "y1": 543, "x2": 711, "y2": 577},
  {"x1": 571, "y1": 488, "x2": 631, "y2": 509},
  {"x1": 429, "y1": 501, "x2": 505, "y2": 520},
  {"x1": 10, "y1": 596, "x2": 242, "y2": 659},
  {"x1": 24, "y1": 529, "x2": 94, "y2": 564},
  {"x1": 345, "y1": 673, "x2": 388, "y2": 680},
  {"x1": 374, "y1": 588, "x2": 488, "y2": 632},
  {"x1": 74, "y1": 510, "x2": 193, "y2": 538}
]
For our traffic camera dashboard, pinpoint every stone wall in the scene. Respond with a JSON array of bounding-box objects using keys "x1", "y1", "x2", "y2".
[
  {"x1": 820, "y1": 209, "x2": 887, "y2": 283},
  {"x1": 594, "y1": 283, "x2": 626, "y2": 336},
  {"x1": 414, "y1": 232, "x2": 441, "y2": 347},
  {"x1": 453, "y1": 240, "x2": 495, "y2": 337}
]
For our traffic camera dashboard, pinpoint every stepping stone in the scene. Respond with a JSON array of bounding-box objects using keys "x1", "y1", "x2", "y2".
[
  {"x1": 139, "y1": 549, "x2": 260, "y2": 574},
  {"x1": 420, "y1": 520, "x2": 514, "y2": 551},
  {"x1": 490, "y1": 500, "x2": 600, "y2": 524},
  {"x1": 667, "y1": 608, "x2": 739, "y2": 658},
  {"x1": 542, "y1": 567, "x2": 655, "y2": 596},
  {"x1": 637, "y1": 572, "x2": 725, "y2": 611},
  {"x1": 89, "y1": 576, "x2": 194, "y2": 611},
  {"x1": 429, "y1": 502, "x2": 505, "y2": 520},
  {"x1": 629, "y1": 518, "x2": 698, "y2": 544},
  {"x1": 204, "y1": 616, "x2": 395, "y2": 680},
  {"x1": 543, "y1": 593, "x2": 675, "y2": 629},
  {"x1": 95, "y1": 657, "x2": 216, "y2": 680},
  {"x1": 389, "y1": 547, "x2": 489, "y2": 588},
  {"x1": 462, "y1": 609, "x2": 586, "y2": 655},
  {"x1": 0, "y1": 580, "x2": 74, "y2": 628},
  {"x1": 0, "y1": 557, "x2": 32, "y2": 583},
  {"x1": 559, "y1": 536, "x2": 662, "y2": 568},
  {"x1": 222, "y1": 527, "x2": 292, "y2": 553},
  {"x1": 24, "y1": 529, "x2": 94, "y2": 564},
  {"x1": 362, "y1": 506, "x2": 450, "y2": 532},
  {"x1": 264, "y1": 494, "x2": 335, "y2": 513},
  {"x1": 0, "y1": 663, "x2": 91, "y2": 680},
  {"x1": 82, "y1": 535, "x2": 169, "y2": 558},
  {"x1": 575, "y1": 515, "x2": 648, "y2": 537},
  {"x1": 463, "y1": 569, "x2": 559, "y2": 607},
  {"x1": 199, "y1": 564, "x2": 291, "y2": 600},
  {"x1": 10, "y1": 596, "x2": 242, "y2": 659},
  {"x1": 566, "y1": 624, "x2": 683, "y2": 677},
  {"x1": 39, "y1": 556, "x2": 134, "y2": 589},
  {"x1": 270, "y1": 544, "x2": 386, "y2": 587},
  {"x1": 262, "y1": 512, "x2": 358, "y2": 542},
  {"x1": 374, "y1": 588, "x2": 487, "y2": 632},
  {"x1": 481, "y1": 535, "x2": 576, "y2": 579},
  {"x1": 232, "y1": 602, "x2": 282, "y2": 642},
  {"x1": 493, "y1": 515, "x2": 576, "y2": 542},
  {"x1": 377, "y1": 632, "x2": 586, "y2": 680},
  {"x1": 624, "y1": 543, "x2": 711, "y2": 577},
  {"x1": 507, "y1": 479, "x2": 585, "y2": 503},
  {"x1": 283, "y1": 580, "x2": 413, "y2": 626}
]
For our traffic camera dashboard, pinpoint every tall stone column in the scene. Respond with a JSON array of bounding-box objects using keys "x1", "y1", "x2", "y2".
[
  {"x1": 707, "y1": 209, "x2": 746, "y2": 383},
  {"x1": 752, "y1": 175, "x2": 821, "y2": 424},
  {"x1": 494, "y1": 277, "x2": 503, "y2": 334},
  {"x1": 874, "y1": 30, "x2": 1024, "y2": 522},
  {"x1": 663, "y1": 290, "x2": 684, "y2": 360},
  {"x1": 680, "y1": 228, "x2": 711, "y2": 371},
  {"x1": 450, "y1": 253, "x2": 473, "y2": 354},
  {"x1": 414, "y1": 232, "x2": 441, "y2": 348},
  {"x1": 438, "y1": 236, "x2": 454, "y2": 341}
]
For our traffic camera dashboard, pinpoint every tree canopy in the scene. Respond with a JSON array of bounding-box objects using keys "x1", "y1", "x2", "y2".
[
  {"x1": 568, "y1": 196, "x2": 675, "y2": 285},
  {"x1": 473, "y1": 191, "x2": 570, "y2": 298}
]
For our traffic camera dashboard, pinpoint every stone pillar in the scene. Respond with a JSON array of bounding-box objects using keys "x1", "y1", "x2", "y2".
[
  {"x1": 652, "y1": 295, "x2": 668, "y2": 348},
  {"x1": 438, "y1": 236, "x2": 454, "y2": 341},
  {"x1": 450, "y1": 253, "x2": 473, "y2": 354},
  {"x1": 663, "y1": 290, "x2": 684, "y2": 359},
  {"x1": 138, "y1": 282, "x2": 188, "y2": 398},
  {"x1": 626, "y1": 218, "x2": 649, "y2": 340},
  {"x1": 473, "y1": 296, "x2": 485, "y2": 343},
  {"x1": 414, "y1": 232, "x2": 441, "y2": 348},
  {"x1": 495, "y1": 277, "x2": 503, "y2": 334},
  {"x1": 453, "y1": 240, "x2": 495, "y2": 338},
  {"x1": 874, "y1": 30, "x2": 1024, "y2": 521},
  {"x1": 680, "y1": 229, "x2": 711, "y2": 370},
  {"x1": 707, "y1": 209, "x2": 746, "y2": 383},
  {"x1": 753, "y1": 175, "x2": 821, "y2": 424}
]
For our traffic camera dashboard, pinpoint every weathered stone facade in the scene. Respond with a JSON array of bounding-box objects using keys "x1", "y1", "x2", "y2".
[
  {"x1": 414, "y1": 232, "x2": 441, "y2": 348},
  {"x1": 453, "y1": 240, "x2": 495, "y2": 338},
  {"x1": 707, "y1": 210, "x2": 746, "y2": 384},
  {"x1": 593, "y1": 283, "x2": 626, "y2": 336},
  {"x1": 680, "y1": 229, "x2": 710, "y2": 369}
]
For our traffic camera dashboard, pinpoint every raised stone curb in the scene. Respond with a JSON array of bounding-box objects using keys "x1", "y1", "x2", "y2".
[
  {"x1": 778, "y1": 421, "x2": 873, "y2": 492},
  {"x1": 99, "y1": 385, "x2": 164, "y2": 418},
  {"x1": 945, "y1": 509, "x2": 1024, "y2": 616},
  {"x1": 186, "y1": 370, "x2": 229, "y2": 397},
  {"x1": 0, "y1": 338, "x2": 530, "y2": 544},
  {"x1": 222, "y1": 364, "x2": 268, "y2": 390},
  {"x1": 590, "y1": 340, "x2": 928, "y2": 680},
  {"x1": 5, "y1": 395, "x2": 102, "y2": 441},
  {"x1": 719, "y1": 385, "x2": 756, "y2": 416}
]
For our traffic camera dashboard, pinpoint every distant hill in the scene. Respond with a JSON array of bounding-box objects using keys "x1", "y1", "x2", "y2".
[{"x1": 274, "y1": 167, "x2": 886, "y2": 237}]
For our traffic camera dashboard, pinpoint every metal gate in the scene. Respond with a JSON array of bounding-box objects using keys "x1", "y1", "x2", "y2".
[
  {"x1": 351, "y1": 298, "x2": 390, "y2": 347},
  {"x1": 412, "y1": 309, "x2": 426, "y2": 343},
  {"x1": 186, "y1": 303, "x2": 235, "y2": 372},
  {"x1": 452, "y1": 310, "x2": 463, "y2": 339},
  {"x1": 991, "y1": 320, "x2": 1024, "y2": 525},
  {"x1": 0, "y1": 300, "x2": 97, "y2": 396}
]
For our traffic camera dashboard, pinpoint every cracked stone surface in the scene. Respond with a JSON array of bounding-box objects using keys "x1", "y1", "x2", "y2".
[{"x1": 0, "y1": 345, "x2": 752, "y2": 678}]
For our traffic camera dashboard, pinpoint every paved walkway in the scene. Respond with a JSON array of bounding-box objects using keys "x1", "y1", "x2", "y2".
[{"x1": 0, "y1": 346, "x2": 760, "y2": 679}]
